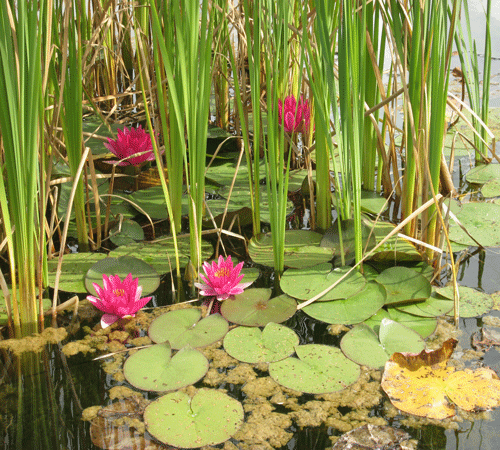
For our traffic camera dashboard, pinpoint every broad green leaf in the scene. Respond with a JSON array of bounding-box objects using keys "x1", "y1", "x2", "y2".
[
  {"x1": 376, "y1": 266, "x2": 431, "y2": 306},
  {"x1": 449, "y1": 202, "x2": 500, "y2": 247},
  {"x1": 436, "y1": 285, "x2": 494, "y2": 317},
  {"x1": 109, "y1": 219, "x2": 144, "y2": 246}
]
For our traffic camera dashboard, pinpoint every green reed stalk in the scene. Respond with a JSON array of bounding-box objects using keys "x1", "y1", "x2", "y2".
[
  {"x1": 304, "y1": 1, "x2": 341, "y2": 233},
  {"x1": 262, "y1": 0, "x2": 291, "y2": 273},
  {"x1": 149, "y1": 0, "x2": 215, "y2": 271},
  {"x1": 61, "y1": 1, "x2": 89, "y2": 250},
  {"x1": 0, "y1": 0, "x2": 48, "y2": 337},
  {"x1": 454, "y1": 0, "x2": 492, "y2": 163}
]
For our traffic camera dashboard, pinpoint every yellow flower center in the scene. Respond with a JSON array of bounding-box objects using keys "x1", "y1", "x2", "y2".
[
  {"x1": 214, "y1": 268, "x2": 230, "y2": 278},
  {"x1": 113, "y1": 289, "x2": 125, "y2": 297}
]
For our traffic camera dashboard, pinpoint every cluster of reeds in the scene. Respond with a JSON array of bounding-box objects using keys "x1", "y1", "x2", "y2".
[{"x1": 0, "y1": 0, "x2": 494, "y2": 337}]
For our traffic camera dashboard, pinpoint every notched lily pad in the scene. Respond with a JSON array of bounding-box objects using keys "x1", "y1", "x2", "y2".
[
  {"x1": 148, "y1": 308, "x2": 229, "y2": 349},
  {"x1": 220, "y1": 288, "x2": 296, "y2": 326},
  {"x1": 435, "y1": 285, "x2": 493, "y2": 317},
  {"x1": 123, "y1": 342, "x2": 208, "y2": 392},
  {"x1": 376, "y1": 266, "x2": 431, "y2": 306},
  {"x1": 269, "y1": 344, "x2": 361, "y2": 394},
  {"x1": 340, "y1": 318, "x2": 426, "y2": 369},
  {"x1": 302, "y1": 281, "x2": 385, "y2": 325},
  {"x1": 144, "y1": 389, "x2": 244, "y2": 448},
  {"x1": 85, "y1": 256, "x2": 160, "y2": 296},
  {"x1": 223, "y1": 322, "x2": 299, "y2": 363},
  {"x1": 280, "y1": 264, "x2": 366, "y2": 302},
  {"x1": 109, "y1": 219, "x2": 145, "y2": 246}
]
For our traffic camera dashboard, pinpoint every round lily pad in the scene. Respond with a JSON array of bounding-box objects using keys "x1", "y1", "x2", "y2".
[
  {"x1": 435, "y1": 285, "x2": 494, "y2": 318},
  {"x1": 85, "y1": 256, "x2": 160, "y2": 296},
  {"x1": 129, "y1": 185, "x2": 189, "y2": 219},
  {"x1": 280, "y1": 264, "x2": 366, "y2": 302},
  {"x1": 465, "y1": 164, "x2": 500, "y2": 185},
  {"x1": 148, "y1": 308, "x2": 229, "y2": 349},
  {"x1": 395, "y1": 292, "x2": 453, "y2": 317},
  {"x1": 269, "y1": 344, "x2": 361, "y2": 394},
  {"x1": 223, "y1": 322, "x2": 299, "y2": 363},
  {"x1": 376, "y1": 266, "x2": 431, "y2": 306},
  {"x1": 220, "y1": 288, "x2": 297, "y2": 326},
  {"x1": 449, "y1": 202, "x2": 500, "y2": 247},
  {"x1": 108, "y1": 235, "x2": 213, "y2": 274},
  {"x1": 302, "y1": 281, "x2": 385, "y2": 325},
  {"x1": 386, "y1": 308, "x2": 437, "y2": 339},
  {"x1": 249, "y1": 230, "x2": 334, "y2": 269},
  {"x1": 144, "y1": 388, "x2": 244, "y2": 448},
  {"x1": 123, "y1": 342, "x2": 208, "y2": 392},
  {"x1": 48, "y1": 253, "x2": 108, "y2": 293},
  {"x1": 340, "y1": 319, "x2": 426, "y2": 369},
  {"x1": 481, "y1": 178, "x2": 500, "y2": 198},
  {"x1": 109, "y1": 219, "x2": 145, "y2": 246}
]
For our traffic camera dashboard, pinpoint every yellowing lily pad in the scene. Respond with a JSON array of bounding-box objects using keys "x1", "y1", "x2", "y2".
[
  {"x1": 148, "y1": 309, "x2": 229, "y2": 349},
  {"x1": 280, "y1": 264, "x2": 366, "y2": 302},
  {"x1": 381, "y1": 339, "x2": 500, "y2": 419},
  {"x1": 144, "y1": 389, "x2": 244, "y2": 448},
  {"x1": 123, "y1": 343, "x2": 208, "y2": 392},
  {"x1": 223, "y1": 322, "x2": 299, "y2": 363},
  {"x1": 269, "y1": 344, "x2": 361, "y2": 394},
  {"x1": 220, "y1": 288, "x2": 296, "y2": 326}
]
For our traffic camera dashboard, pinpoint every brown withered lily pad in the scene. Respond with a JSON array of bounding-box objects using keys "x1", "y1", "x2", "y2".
[{"x1": 381, "y1": 338, "x2": 500, "y2": 419}]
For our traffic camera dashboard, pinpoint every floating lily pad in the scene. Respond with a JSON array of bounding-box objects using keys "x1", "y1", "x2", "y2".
[
  {"x1": 465, "y1": 164, "x2": 500, "y2": 185},
  {"x1": 376, "y1": 266, "x2": 431, "y2": 306},
  {"x1": 148, "y1": 309, "x2": 228, "y2": 349},
  {"x1": 109, "y1": 219, "x2": 145, "y2": 246},
  {"x1": 395, "y1": 292, "x2": 453, "y2": 317},
  {"x1": 144, "y1": 388, "x2": 244, "y2": 448},
  {"x1": 435, "y1": 285, "x2": 494, "y2": 317},
  {"x1": 123, "y1": 342, "x2": 208, "y2": 392},
  {"x1": 48, "y1": 253, "x2": 108, "y2": 293},
  {"x1": 302, "y1": 281, "x2": 385, "y2": 325},
  {"x1": 340, "y1": 319, "x2": 426, "y2": 369},
  {"x1": 223, "y1": 322, "x2": 299, "y2": 363},
  {"x1": 269, "y1": 344, "x2": 361, "y2": 394},
  {"x1": 220, "y1": 288, "x2": 296, "y2": 326},
  {"x1": 85, "y1": 256, "x2": 160, "y2": 296},
  {"x1": 249, "y1": 230, "x2": 334, "y2": 269},
  {"x1": 108, "y1": 236, "x2": 213, "y2": 274},
  {"x1": 280, "y1": 264, "x2": 366, "y2": 302},
  {"x1": 129, "y1": 186, "x2": 190, "y2": 220},
  {"x1": 385, "y1": 308, "x2": 438, "y2": 339},
  {"x1": 449, "y1": 202, "x2": 500, "y2": 247},
  {"x1": 481, "y1": 179, "x2": 500, "y2": 198}
]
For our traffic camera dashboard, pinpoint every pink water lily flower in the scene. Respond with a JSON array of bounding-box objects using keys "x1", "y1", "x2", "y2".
[
  {"x1": 194, "y1": 255, "x2": 253, "y2": 301},
  {"x1": 104, "y1": 125, "x2": 162, "y2": 166},
  {"x1": 278, "y1": 95, "x2": 311, "y2": 134},
  {"x1": 87, "y1": 273, "x2": 152, "y2": 328}
]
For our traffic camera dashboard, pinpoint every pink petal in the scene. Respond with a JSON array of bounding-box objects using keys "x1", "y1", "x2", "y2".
[{"x1": 101, "y1": 313, "x2": 120, "y2": 329}]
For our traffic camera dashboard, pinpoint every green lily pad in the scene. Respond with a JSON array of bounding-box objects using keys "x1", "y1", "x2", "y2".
[
  {"x1": 395, "y1": 291, "x2": 453, "y2": 317},
  {"x1": 481, "y1": 179, "x2": 500, "y2": 198},
  {"x1": 385, "y1": 308, "x2": 438, "y2": 339},
  {"x1": 48, "y1": 253, "x2": 108, "y2": 293},
  {"x1": 220, "y1": 288, "x2": 296, "y2": 326},
  {"x1": 128, "y1": 186, "x2": 190, "y2": 220},
  {"x1": 364, "y1": 220, "x2": 423, "y2": 262},
  {"x1": 249, "y1": 230, "x2": 334, "y2": 269},
  {"x1": 148, "y1": 309, "x2": 229, "y2": 349},
  {"x1": 223, "y1": 322, "x2": 299, "y2": 363},
  {"x1": 449, "y1": 202, "x2": 500, "y2": 247},
  {"x1": 108, "y1": 236, "x2": 213, "y2": 274},
  {"x1": 465, "y1": 164, "x2": 500, "y2": 185},
  {"x1": 144, "y1": 388, "x2": 244, "y2": 448},
  {"x1": 123, "y1": 342, "x2": 208, "y2": 392},
  {"x1": 302, "y1": 281, "x2": 386, "y2": 325},
  {"x1": 269, "y1": 344, "x2": 361, "y2": 394},
  {"x1": 435, "y1": 285, "x2": 494, "y2": 317},
  {"x1": 280, "y1": 264, "x2": 366, "y2": 302},
  {"x1": 340, "y1": 319, "x2": 426, "y2": 369},
  {"x1": 109, "y1": 219, "x2": 145, "y2": 246},
  {"x1": 85, "y1": 256, "x2": 160, "y2": 296},
  {"x1": 376, "y1": 266, "x2": 431, "y2": 306}
]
